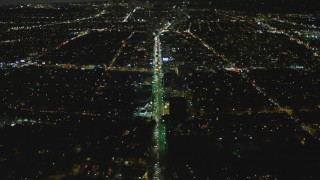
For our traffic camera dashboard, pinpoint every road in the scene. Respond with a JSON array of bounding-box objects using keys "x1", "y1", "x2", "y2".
[
  {"x1": 152, "y1": 22, "x2": 171, "y2": 180},
  {"x1": 106, "y1": 31, "x2": 135, "y2": 70},
  {"x1": 123, "y1": 7, "x2": 138, "y2": 22}
]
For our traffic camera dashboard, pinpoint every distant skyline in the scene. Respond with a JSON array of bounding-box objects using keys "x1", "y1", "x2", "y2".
[{"x1": 0, "y1": 0, "x2": 104, "y2": 5}]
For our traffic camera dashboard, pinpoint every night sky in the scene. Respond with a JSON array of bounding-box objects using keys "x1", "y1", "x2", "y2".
[{"x1": 0, "y1": 0, "x2": 104, "y2": 4}]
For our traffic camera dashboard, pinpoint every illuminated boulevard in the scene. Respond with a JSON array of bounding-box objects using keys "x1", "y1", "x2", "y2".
[{"x1": 152, "y1": 30, "x2": 167, "y2": 180}]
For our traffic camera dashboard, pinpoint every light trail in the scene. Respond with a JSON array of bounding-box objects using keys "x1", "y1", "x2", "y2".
[
  {"x1": 178, "y1": 27, "x2": 306, "y2": 132},
  {"x1": 22, "y1": 6, "x2": 139, "y2": 65},
  {"x1": 198, "y1": 19, "x2": 202, "y2": 32},
  {"x1": 9, "y1": 6, "x2": 109, "y2": 31},
  {"x1": 104, "y1": 6, "x2": 138, "y2": 69},
  {"x1": 187, "y1": 22, "x2": 192, "y2": 33},
  {"x1": 106, "y1": 31, "x2": 135, "y2": 70},
  {"x1": 123, "y1": 7, "x2": 138, "y2": 22},
  {"x1": 152, "y1": 21, "x2": 171, "y2": 180},
  {"x1": 254, "y1": 18, "x2": 319, "y2": 57},
  {"x1": 29, "y1": 64, "x2": 153, "y2": 73},
  {"x1": 32, "y1": 28, "x2": 105, "y2": 62},
  {"x1": 152, "y1": 34, "x2": 164, "y2": 180},
  {"x1": 0, "y1": 39, "x2": 23, "y2": 44},
  {"x1": 197, "y1": 11, "x2": 316, "y2": 128},
  {"x1": 207, "y1": 20, "x2": 213, "y2": 32},
  {"x1": 32, "y1": 30, "x2": 90, "y2": 61},
  {"x1": 217, "y1": 10, "x2": 319, "y2": 57},
  {"x1": 185, "y1": 30, "x2": 229, "y2": 63},
  {"x1": 177, "y1": 29, "x2": 239, "y2": 72}
]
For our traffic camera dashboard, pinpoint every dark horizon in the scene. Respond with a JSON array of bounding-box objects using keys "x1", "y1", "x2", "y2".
[{"x1": 0, "y1": 0, "x2": 104, "y2": 5}]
